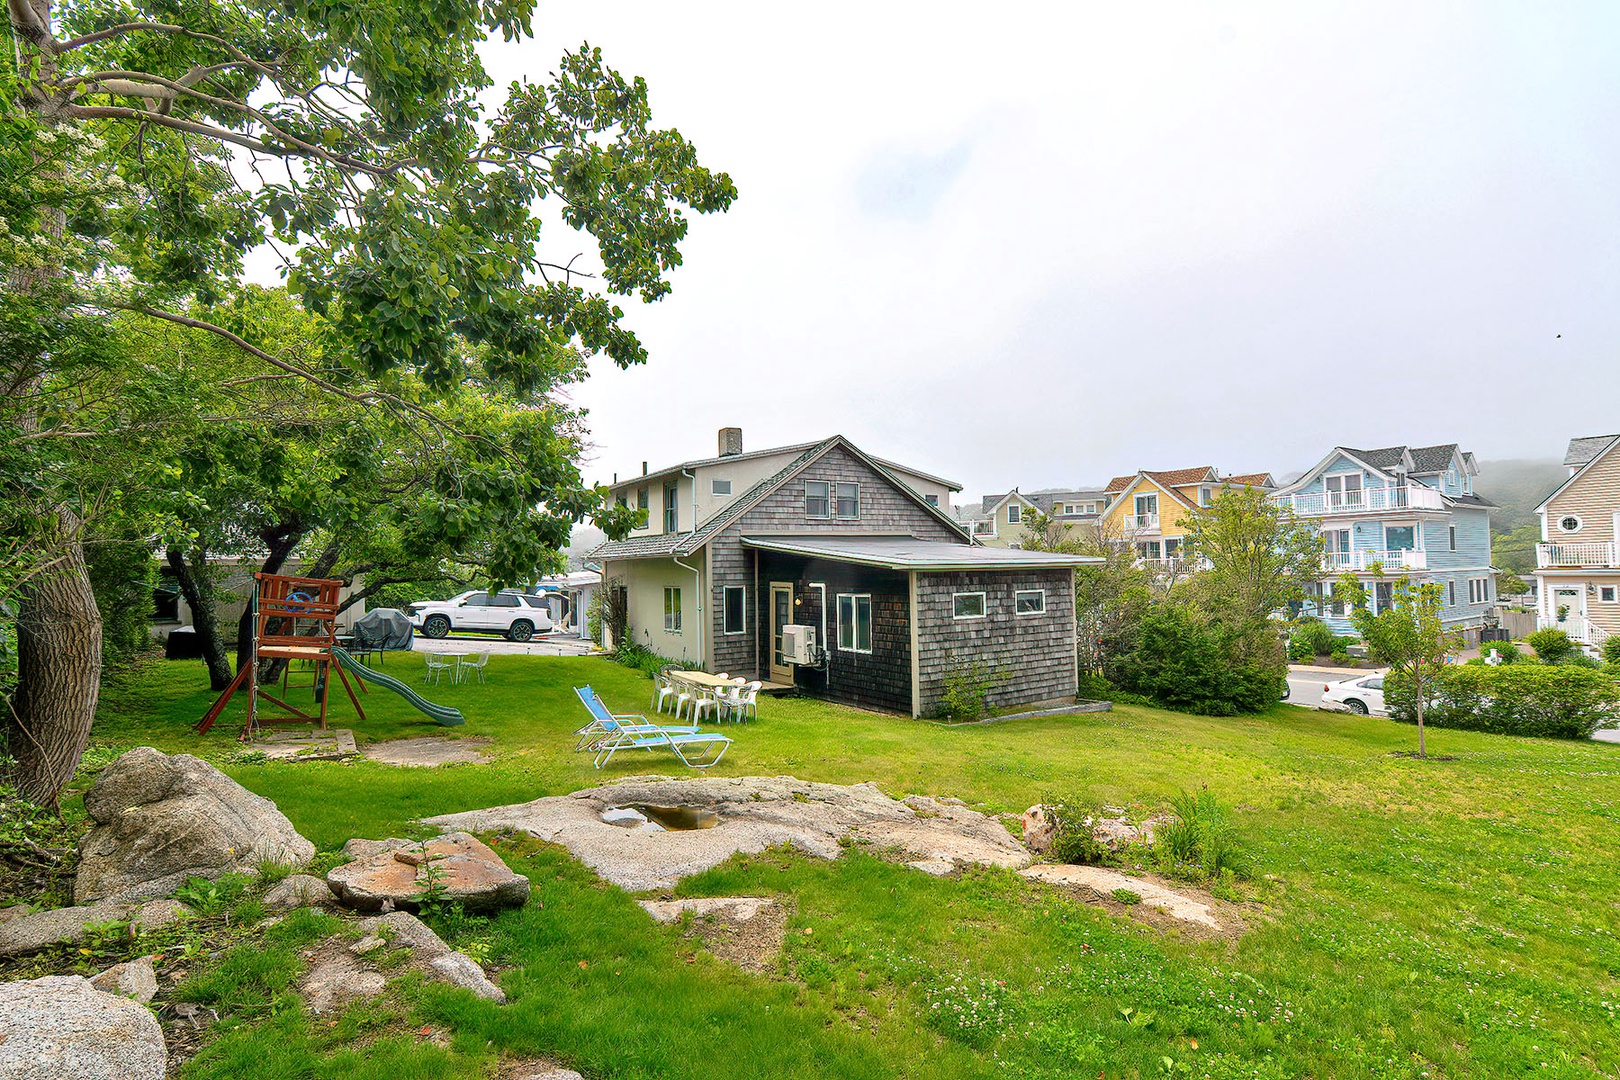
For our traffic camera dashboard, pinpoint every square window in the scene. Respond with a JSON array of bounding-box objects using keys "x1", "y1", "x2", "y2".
[
  {"x1": 837, "y1": 594, "x2": 872, "y2": 652},
  {"x1": 1015, "y1": 589, "x2": 1045, "y2": 615},
  {"x1": 925, "y1": 494, "x2": 939, "y2": 507},
  {"x1": 711, "y1": 478, "x2": 732, "y2": 496},
  {"x1": 953, "y1": 592, "x2": 986, "y2": 619},
  {"x1": 723, "y1": 586, "x2": 746, "y2": 634},
  {"x1": 1602, "y1": 586, "x2": 1617, "y2": 603},
  {"x1": 805, "y1": 480, "x2": 829, "y2": 518},
  {"x1": 663, "y1": 587, "x2": 682, "y2": 631},
  {"x1": 835, "y1": 482, "x2": 860, "y2": 519}
]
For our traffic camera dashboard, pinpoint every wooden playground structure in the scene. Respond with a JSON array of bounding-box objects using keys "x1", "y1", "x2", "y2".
[{"x1": 197, "y1": 572, "x2": 366, "y2": 738}]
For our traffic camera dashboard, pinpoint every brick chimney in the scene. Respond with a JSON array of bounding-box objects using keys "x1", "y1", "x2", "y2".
[{"x1": 718, "y1": 427, "x2": 743, "y2": 457}]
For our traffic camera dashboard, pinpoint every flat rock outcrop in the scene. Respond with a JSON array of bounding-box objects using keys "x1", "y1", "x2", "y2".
[
  {"x1": 89, "y1": 956, "x2": 158, "y2": 1003},
  {"x1": 76, "y1": 746, "x2": 313, "y2": 903},
  {"x1": 0, "y1": 974, "x2": 166, "y2": 1080},
  {"x1": 0, "y1": 899, "x2": 183, "y2": 958},
  {"x1": 425, "y1": 775, "x2": 1031, "y2": 891},
  {"x1": 325, "y1": 832, "x2": 529, "y2": 913},
  {"x1": 1018, "y1": 864, "x2": 1220, "y2": 928}
]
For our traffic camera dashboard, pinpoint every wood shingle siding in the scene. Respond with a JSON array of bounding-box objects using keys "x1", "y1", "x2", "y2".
[
  {"x1": 914, "y1": 569, "x2": 1077, "y2": 716},
  {"x1": 708, "y1": 444, "x2": 961, "y2": 681}
]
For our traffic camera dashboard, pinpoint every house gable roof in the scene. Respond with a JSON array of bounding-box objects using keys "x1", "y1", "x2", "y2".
[
  {"x1": 1220, "y1": 472, "x2": 1275, "y2": 488},
  {"x1": 609, "y1": 440, "x2": 963, "y2": 494},
  {"x1": 979, "y1": 489, "x2": 1037, "y2": 515},
  {"x1": 592, "y1": 436, "x2": 971, "y2": 561},
  {"x1": 1105, "y1": 467, "x2": 1217, "y2": 496},
  {"x1": 1112, "y1": 472, "x2": 1197, "y2": 511},
  {"x1": 1565, "y1": 434, "x2": 1620, "y2": 468},
  {"x1": 1536, "y1": 434, "x2": 1620, "y2": 515}
]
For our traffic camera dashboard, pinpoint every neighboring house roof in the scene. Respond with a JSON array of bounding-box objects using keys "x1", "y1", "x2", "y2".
[
  {"x1": 610, "y1": 440, "x2": 963, "y2": 494},
  {"x1": 1220, "y1": 472, "x2": 1275, "y2": 488},
  {"x1": 1344, "y1": 446, "x2": 1413, "y2": 472},
  {"x1": 978, "y1": 490, "x2": 1037, "y2": 515},
  {"x1": 1103, "y1": 475, "x2": 1135, "y2": 494},
  {"x1": 1565, "y1": 434, "x2": 1620, "y2": 468},
  {"x1": 1536, "y1": 434, "x2": 1620, "y2": 515},
  {"x1": 739, "y1": 535, "x2": 1101, "y2": 571},
  {"x1": 1341, "y1": 444, "x2": 1462, "y2": 476},
  {"x1": 592, "y1": 435, "x2": 971, "y2": 561},
  {"x1": 1105, "y1": 467, "x2": 1219, "y2": 496},
  {"x1": 1447, "y1": 494, "x2": 1498, "y2": 509}
]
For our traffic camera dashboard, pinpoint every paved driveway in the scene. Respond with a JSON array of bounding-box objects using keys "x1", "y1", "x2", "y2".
[{"x1": 411, "y1": 635, "x2": 600, "y2": 658}]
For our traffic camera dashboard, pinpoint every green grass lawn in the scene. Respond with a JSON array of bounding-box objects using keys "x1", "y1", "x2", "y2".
[{"x1": 82, "y1": 653, "x2": 1620, "y2": 1079}]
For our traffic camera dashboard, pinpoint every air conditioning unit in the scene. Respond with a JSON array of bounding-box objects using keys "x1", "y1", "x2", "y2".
[{"x1": 781, "y1": 624, "x2": 817, "y2": 666}]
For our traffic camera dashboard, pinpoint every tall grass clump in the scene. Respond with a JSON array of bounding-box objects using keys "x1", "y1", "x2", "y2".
[{"x1": 1155, "y1": 787, "x2": 1249, "y2": 882}]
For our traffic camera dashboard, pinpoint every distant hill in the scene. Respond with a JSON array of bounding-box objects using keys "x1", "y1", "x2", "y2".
[{"x1": 1474, "y1": 459, "x2": 1566, "y2": 532}]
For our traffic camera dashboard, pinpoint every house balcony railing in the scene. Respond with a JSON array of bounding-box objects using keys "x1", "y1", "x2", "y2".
[
  {"x1": 1322, "y1": 548, "x2": 1428, "y2": 572},
  {"x1": 1131, "y1": 513, "x2": 1160, "y2": 531},
  {"x1": 1276, "y1": 484, "x2": 1448, "y2": 517},
  {"x1": 1537, "y1": 541, "x2": 1616, "y2": 569}
]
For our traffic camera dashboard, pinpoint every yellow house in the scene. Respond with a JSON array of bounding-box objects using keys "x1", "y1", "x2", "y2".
[{"x1": 1099, "y1": 468, "x2": 1275, "y2": 566}]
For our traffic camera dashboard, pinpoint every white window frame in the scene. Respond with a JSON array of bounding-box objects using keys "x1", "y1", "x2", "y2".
[
  {"x1": 1134, "y1": 493, "x2": 1158, "y2": 516},
  {"x1": 711, "y1": 478, "x2": 732, "y2": 496},
  {"x1": 1448, "y1": 525, "x2": 1457, "y2": 551},
  {"x1": 925, "y1": 494, "x2": 939, "y2": 507},
  {"x1": 1601, "y1": 586, "x2": 1617, "y2": 603},
  {"x1": 1006, "y1": 503, "x2": 1022, "y2": 525},
  {"x1": 953, "y1": 591, "x2": 987, "y2": 620},
  {"x1": 1199, "y1": 486, "x2": 1212, "y2": 507},
  {"x1": 1448, "y1": 581, "x2": 1456, "y2": 607},
  {"x1": 1557, "y1": 514, "x2": 1583, "y2": 534},
  {"x1": 1014, "y1": 589, "x2": 1046, "y2": 615},
  {"x1": 663, "y1": 482, "x2": 679, "y2": 533},
  {"x1": 805, "y1": 480, "x2": 830, "y2": 519},
  {"x1": 835, "y1": 481, "x2": 860, "y2": 520},
  {"x1": 836, "y1": 593, "x2": 872, "y2": 653},
  {"x1": 722, "y1": 585, "x2": 746, "y2": 635},
  {"x1": 663, "y1": 586, "x2": 682, "y2": 632}
]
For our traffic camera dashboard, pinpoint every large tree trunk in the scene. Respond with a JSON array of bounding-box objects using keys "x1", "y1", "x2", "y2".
[
  {"x1": 166, "y1": 546, "x2": 234, "y2": 691},
  {"x1": 6, "y1": 506, "x2": 102, "y2": 805}
]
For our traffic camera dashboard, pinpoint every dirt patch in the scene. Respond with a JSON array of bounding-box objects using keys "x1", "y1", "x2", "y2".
[
  {"x1": 259, "y1": 728, "x2": 358, "y2": 761},
  {"x1": 638, "y1": 896, "x2": 789, "y2": 974},
  {"x1": 362, "y1": 736, "x2": 493, "y2": 767}
]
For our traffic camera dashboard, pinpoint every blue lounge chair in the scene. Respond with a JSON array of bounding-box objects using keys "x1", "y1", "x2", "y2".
[
  {"x1": 573, "y1": 685, "x2": 699, "y2": 750},
  {"x1": 573, "y1": 686, "x2": 731, "y2": 770}
]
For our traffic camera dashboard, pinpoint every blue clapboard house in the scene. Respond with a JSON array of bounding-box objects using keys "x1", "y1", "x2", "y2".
[{"x1": 1269, "y1": 444, "x2": 1498, "y2": 637}]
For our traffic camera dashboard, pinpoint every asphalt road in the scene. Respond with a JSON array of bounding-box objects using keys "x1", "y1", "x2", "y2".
[{"x1": 1285, "y1": 668, "x2": 1361, "y2": 710}]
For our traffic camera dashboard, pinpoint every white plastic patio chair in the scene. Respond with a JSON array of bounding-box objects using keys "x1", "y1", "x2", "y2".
[
  {"x1": 738, "y1": 680, "x2": 762, "y2": 722},
  {"x1": 458, "y1": 650, "x2": 491, "y2": 685},
  {"x1": 423, "y1": 652, "x2": 453, "y2": 686},
  {"x1": 650, "y1": 670, "x2": 678, "y2": 713}
]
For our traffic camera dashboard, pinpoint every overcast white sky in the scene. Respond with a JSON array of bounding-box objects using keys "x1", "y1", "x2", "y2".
[{"x1": 444, "y1": 4, "x2": 1620, "y2": 497}]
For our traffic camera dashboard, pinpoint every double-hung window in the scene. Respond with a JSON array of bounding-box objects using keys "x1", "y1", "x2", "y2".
[
  {"x1": 663, "y1": 587, "x2": 682, "y2": 631},
  {"x1": 637, "y1": 487, "x2": 649, "y2": 514},
  {"x1": 663, "y1": 482, "x2": 679, "y2": 532},
  {"x1": 837, "y1": 594, "x2": 872, "y2": 652},
  {"x1": 1133, "y1": 493, "x2": 1158, "y2": 528},
  {"x1": 1015, "y1": 589, "x2": 1045, "y2": 615},
  {"x1": 1007, "y1": 503, "x2": 1021, "y2": 525},
  {"x1": 722, "y1": 586, "x2": 746, "y2": 634},
  {"x1": 805, "y1": 480, "x2": 830, "y2": 518},
  {"x1": 953, "y1": 592, "x2": 986, "y2": 619},
  {"x1": 835, "y1": 482, "x2": 860, "y2": 519}
]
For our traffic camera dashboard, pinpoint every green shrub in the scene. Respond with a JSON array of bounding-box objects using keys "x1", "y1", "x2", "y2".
[
  {"x1": 1604, "y1": 636, "x2": 1620, "y2": 666},
  {"x1": 1329, "y1": 649, "x2": 1350, "y2": 667},
  {"x1": 1045, "y1": 800, "x2": 1110, "y2": 865},
  {"x1": 1155, "y1": 787, "x2": 1249, "y2": 881},
  {"x1": 1482, "y1": 642, "x2": 1522, "y2": 664},
  {"x1": 1291, "y1": 619, "x2": 1336, "y2": 658},
  {"x1": 1386, "y1": 663, "x2": 1620, "y2": 739},
  {"x1": 84, "y1": 540, "x2": 156, "y2": 671},
  {"x1": 1113, "y1": 605, "x2": 1283, "y2": 716},
  {"x1": 610, "y1": 641, "x2": 683, "y2": 679},
  {"x1": 937, "y1": 656, "x2": 1001, "y2": 721},
  {"x1": 1527, "y1": 627, "x2": 1574, "y2": 664}
]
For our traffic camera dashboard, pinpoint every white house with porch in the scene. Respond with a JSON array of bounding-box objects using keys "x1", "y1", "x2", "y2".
[{"x1": 1533, "y1": 433, "x2": 1620, "y2": 652}]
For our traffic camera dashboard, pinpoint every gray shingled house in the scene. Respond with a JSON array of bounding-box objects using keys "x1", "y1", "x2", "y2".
[{"x1": 592, "y1": 433, "x2": 1099, "y2": 717}]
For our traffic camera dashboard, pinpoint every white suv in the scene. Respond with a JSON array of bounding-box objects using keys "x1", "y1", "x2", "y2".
[{"x1": 408, "y1": 591, "x2": 555, "y2": 642}]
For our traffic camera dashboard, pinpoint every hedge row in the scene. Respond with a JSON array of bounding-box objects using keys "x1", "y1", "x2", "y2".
[{"x1": 1387, "y1": 663, "x2": 1620, "y2": 740}]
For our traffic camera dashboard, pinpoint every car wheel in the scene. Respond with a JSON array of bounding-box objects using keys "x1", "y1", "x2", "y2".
[
  {"x1": 1346, "y1": 698, "x2": 1368, "y2": 715},
  {"x1": 507, "y1": 619, "x2": 534, "y2": 643},
  {"x1": 422, "y1": 615, "x2": 451, "y2": 639}
]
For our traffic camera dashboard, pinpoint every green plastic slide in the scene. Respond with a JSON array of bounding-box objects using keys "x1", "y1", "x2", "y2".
[{"x1": 330, "y1": 647, "x2": 465, "y2": 726}]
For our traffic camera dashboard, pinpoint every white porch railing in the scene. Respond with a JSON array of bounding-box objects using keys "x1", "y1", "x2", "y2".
[
  {"x1": 1131, "y1": 513, "x2": 1160, "y2": 531},
  {"x1": 1539, "y1": 614, "x2": 1611, "y2": 646},
  {"x1": 1322, "y1": 548, "x2": 1428, "y2": 572},
  {"x1": 1537, "y1": 541, "x2": 1617, "y2": 568},
  {"x1": 1276, "y1": 484, "x2": 1448, "y2": 517}
]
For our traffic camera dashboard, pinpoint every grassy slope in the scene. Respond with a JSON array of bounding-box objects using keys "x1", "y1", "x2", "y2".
[{"x1": 91, "y1": 654, "x2": 1620, "y2": 1079}]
